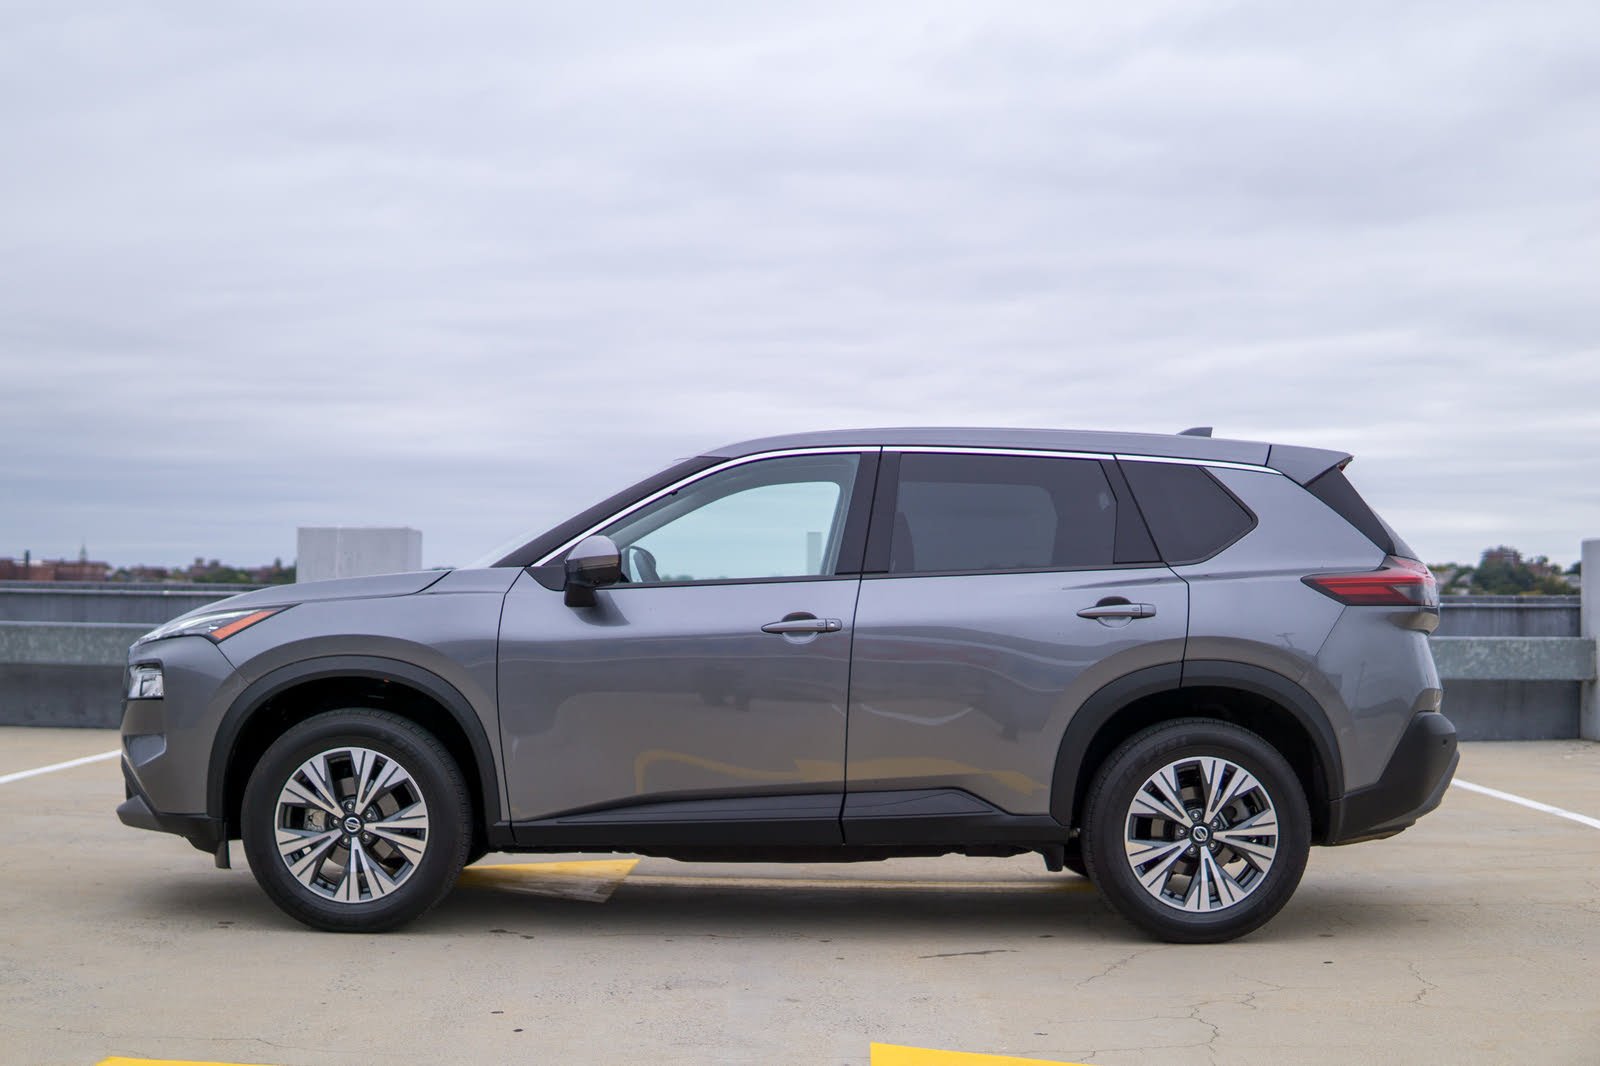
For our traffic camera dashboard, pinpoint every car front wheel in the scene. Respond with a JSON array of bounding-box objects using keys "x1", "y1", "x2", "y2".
[
  {"x1": 241, "y1": 709, "x2": 471, "y2": 932},
  {"x1": 1081, "y1": 718, "x2": 1310, "y2": 943}
]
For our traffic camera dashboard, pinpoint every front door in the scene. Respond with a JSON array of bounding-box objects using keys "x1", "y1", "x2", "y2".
[{"x1": 497, "y1": 450, "x2": 874, "y2": 843}]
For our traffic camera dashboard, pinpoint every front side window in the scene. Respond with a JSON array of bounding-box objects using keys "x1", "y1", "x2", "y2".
[
  {"x1": 887, "y1": 453, "x2": 1119, "y2": 574},
  {"x1": 600, "y1": 453, "x2": 861, "y2": 584}
]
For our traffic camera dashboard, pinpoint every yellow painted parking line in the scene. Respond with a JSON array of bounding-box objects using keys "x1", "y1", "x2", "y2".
[
  {"x1": 457, "y1": 859, "x2": 640, "y2": 901},
  {"x1": 871, "y1": 1042, "x2": 1090, "y2": 1065},
  {"x1": 98, "y1": 1058, "x2": 277, "y2": 1066}
]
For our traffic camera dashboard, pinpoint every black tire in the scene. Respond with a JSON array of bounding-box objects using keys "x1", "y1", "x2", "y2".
[
  {"x1": 242, "y1": 709, "x2": 472, "y2": 932},
  {"x1": 1081, "y1": 718, "x2": 1309, "y2": 944}
]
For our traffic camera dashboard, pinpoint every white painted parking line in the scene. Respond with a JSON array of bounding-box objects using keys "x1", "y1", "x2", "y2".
[
  {"x1": 1453, "y1": 778, "x2": 1600, "y2": 831},
  {"x1": 0, "y1": 749, "x2": 119, "y2": 786}
]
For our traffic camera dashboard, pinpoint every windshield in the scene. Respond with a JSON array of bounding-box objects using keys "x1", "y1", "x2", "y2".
[{"x1": 461, "y1": 455, "x2": 717, "y2": 569}]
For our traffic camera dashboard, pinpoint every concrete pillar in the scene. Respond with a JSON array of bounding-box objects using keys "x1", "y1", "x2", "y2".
[
  {"x1": 1583, "y1": 539, "x2": 1599, "y2": 741},
  {"x1": 296, "y1": 527, "x2": 423, "y2": 584}
]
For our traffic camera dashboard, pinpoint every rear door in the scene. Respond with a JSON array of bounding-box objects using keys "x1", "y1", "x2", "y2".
[{"x1": 843, "y1": 449, "x2": 1189, "y2": 828}]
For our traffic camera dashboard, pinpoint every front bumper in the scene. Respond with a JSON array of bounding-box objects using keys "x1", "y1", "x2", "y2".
[
  {"x1": 117, "y1": 758, "x2": 225, "y2": 857},
  {"x1": 117, "y1": 634, "x2": 243, "y2": 862},
  {"x1": 1326, "y1": 710, "x2": 1459, "y2": 844}
]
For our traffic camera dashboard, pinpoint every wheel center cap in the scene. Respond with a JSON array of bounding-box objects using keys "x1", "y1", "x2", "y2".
[
  {"x1": 1191, "y1": 824, "x2": 1212, "y2": 843},
  {"x1": 343, "y1": 816, "x2": 363, "y2": 834}
]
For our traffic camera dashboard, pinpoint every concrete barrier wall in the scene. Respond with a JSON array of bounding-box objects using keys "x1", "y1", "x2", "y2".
[
  {"x1": 1, "y1": 580, "x2": 1595, "y2": 737},
  {"x1": 1, "y1": 664, "x2": 128, "y2": 728},
  {"x1": 1432, "y1": 596, "x2": 1580, "y2": 637},
  {"x1": 0, "y1": 587, "x2": 246, "y2": 728},
  {"x1": 1430, "y1": 595, "x2": 1587, "y2": 739}
]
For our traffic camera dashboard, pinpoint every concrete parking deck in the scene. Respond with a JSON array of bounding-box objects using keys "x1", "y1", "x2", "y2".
[{"x1": 1, "y1": 729, "x2": 1596, "y2": 1065}]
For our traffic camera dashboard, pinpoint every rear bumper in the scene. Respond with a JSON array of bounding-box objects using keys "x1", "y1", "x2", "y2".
[
  {"x1": 117, "y1": 758, "x2": 224, "y2": 856},
  {"x1": 1326, "y1": 711, "x2": 1458, "y2": 844}
]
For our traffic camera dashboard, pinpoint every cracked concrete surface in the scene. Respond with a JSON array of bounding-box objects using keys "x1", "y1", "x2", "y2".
[{"x1": 0, "y1": 731, "x2": 1596, "y2": 1065}]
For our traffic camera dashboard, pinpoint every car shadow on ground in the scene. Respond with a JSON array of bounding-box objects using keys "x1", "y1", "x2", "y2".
[{"x1": 122, "y1": 865, "x2": 1438, "y2": 947}]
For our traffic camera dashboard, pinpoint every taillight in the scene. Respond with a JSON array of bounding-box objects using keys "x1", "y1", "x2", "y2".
[{"x1": 1303, "y1": 556, "x2": 1438, "y2": 608}]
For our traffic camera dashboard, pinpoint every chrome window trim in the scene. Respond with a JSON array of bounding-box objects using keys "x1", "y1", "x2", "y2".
[
  {"x1": 1115, "y1": 454, "x2": 1279, "y2": 474},
  {"x1": 892, "y1": 445, "x2": 1276, "y2": 475},
  {"x1": 894, "y1": 446, "x2": 1111, "y2": 462},
  {"x1": 532, "y1": 446, "x2": 882, "y2": 566},
  {"x1": 533, "y1": 445, "x2": 1278, "y2": 566}
]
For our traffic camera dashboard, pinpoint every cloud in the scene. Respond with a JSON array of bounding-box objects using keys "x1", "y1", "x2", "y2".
[{"x1": 2, "y1": 1, "x2": 1597, "y2": 568}]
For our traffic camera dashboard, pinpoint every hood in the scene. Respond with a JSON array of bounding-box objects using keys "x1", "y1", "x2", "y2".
[{"x1": 177, "y1": 569, "x2": 451, "y2": 618}]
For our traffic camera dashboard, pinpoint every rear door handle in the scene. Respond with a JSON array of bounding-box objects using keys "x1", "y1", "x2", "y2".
[
  {"x1": 1076, "y1": 603, "x2": 1156, "y2": 620},
  {"x1": 761, "y1": 617, "x2": 843, "y2": 635}
]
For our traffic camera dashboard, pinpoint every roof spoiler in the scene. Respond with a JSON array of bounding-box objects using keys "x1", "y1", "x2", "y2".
[{"x1": 1266, "y1": 443, "x2": 1353, "y2": 485}]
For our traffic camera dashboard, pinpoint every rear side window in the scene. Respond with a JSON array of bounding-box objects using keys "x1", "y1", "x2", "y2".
[
  {"x1": 1118, "y1": 460, "x2": 1255, "y2": 564},
  {"x1": 1305, "y1": 467, "x2": 1413, "y2": 558},
  {"x1": 886, "y1": 454, "x2": 1118, "y2": 573}
]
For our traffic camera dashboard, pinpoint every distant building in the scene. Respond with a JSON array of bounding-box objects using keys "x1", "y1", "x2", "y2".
[
  {"x1": 246, "y1": 559, "x2": 295, "y2": 584},
  {"x1": 117, "y1": 565, "x2": 178, "y2": 583},
  {"x1": 0, "y1": 552, "x2": 112, "y2": 582}
]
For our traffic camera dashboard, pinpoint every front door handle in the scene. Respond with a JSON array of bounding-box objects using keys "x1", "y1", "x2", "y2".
[
  {"x1": 1076, "y1": 602, "x2": 1157, "y2": 620},
  {"x1": 761, "y1": 617, "x2": 843, "y2": 635}
]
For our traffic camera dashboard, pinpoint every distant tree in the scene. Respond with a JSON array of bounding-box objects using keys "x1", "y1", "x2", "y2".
[
  {"x1": 1468, "y1": 548, "x2": 1572, "y2": 595},
  {"x1": 1472, "y1": 558, "x2": 1534, "y2": 595},
  {"x1": 1428, "y1": 564, "x2": 1473, "y2": 595}
]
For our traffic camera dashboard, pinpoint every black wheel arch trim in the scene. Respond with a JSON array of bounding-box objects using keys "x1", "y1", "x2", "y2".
[
  {"x1": 1050, "y1": 663, "x2": 1181, "y2": 827},
  {"x1": 207, "y1": 655, "x2": 503, "y2": 833},
  {"x1": 1050, "y1": 660, "x2": 1345, "y2": 831},
  {"x1": 1178, "y1": 659, "x2": 1345, "y2": 813}
]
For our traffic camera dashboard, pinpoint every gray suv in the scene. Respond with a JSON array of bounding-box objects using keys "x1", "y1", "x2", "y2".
[{"x1": 117, "y1": 427, "x2": 1457, "y2": 943}]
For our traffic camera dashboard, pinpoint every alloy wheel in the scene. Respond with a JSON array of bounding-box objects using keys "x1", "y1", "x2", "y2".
[
  {"x1": 273, "y1": 746, "x2": 431, "y2": 904},
  {"x1": 1122, "y1": 755, "x2": 1278, "y2": 913}
]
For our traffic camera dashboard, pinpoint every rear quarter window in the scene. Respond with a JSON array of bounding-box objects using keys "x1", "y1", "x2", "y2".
[{"x1": 1118, "y1": 460, "x2": 1256, "y2": 564}]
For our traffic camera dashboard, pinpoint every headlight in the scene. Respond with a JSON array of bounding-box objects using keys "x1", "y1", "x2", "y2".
[
  {"x1": 136, "y1": 606, "x2": 290, "y2": 646},
  {"x1": 127, "y1": 663, "x2": 164, "y2": 699}
]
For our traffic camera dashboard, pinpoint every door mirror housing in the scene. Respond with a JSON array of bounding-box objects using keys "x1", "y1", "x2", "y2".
[{"x1": 564, "y1": 535, "x2": 623, "y2": 607}]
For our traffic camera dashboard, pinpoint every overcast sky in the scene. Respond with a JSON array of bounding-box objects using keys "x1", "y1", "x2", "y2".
[{"x1": 3, "y1": 2, "x2": 1597, "y2": 571}]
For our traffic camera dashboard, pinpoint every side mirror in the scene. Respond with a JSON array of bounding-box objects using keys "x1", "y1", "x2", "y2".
[{"x1": 564, "y1": 535, "x2": 622, "y2": 607}]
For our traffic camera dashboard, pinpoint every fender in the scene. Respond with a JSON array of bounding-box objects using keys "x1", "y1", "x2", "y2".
[
  {"x1": 207, "y1": 654, "x2": 503, "y2": 829},
  {"x1": 1049, "y1": 660, "x2": 1344, "y2": 826}
]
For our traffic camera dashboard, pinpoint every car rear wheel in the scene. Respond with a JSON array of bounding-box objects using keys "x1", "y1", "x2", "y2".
[
  {"x1": 241, "y1": 709, "x2": 471, "y2": 932},
  {"x1": 1081, "y1": 718, "x2": 1309, "y2": 943}
]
